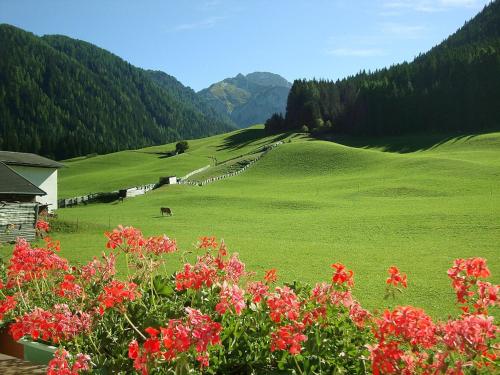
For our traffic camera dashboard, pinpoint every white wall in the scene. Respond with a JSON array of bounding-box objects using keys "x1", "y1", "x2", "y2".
[{"x1": 10, "y1": 166, "x2": 58, "y2": 210}]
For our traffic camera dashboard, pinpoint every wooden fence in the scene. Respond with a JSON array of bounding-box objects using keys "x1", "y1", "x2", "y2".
[
  {"x1": 180, "y1": 165, "x2": 211, "y2": 181},
  {"x1": 58, "y1": 183, "x2": 157, "y2": 208},
  {"x1": 179, "y1": 141, "x2": 283, "y2": 187}
]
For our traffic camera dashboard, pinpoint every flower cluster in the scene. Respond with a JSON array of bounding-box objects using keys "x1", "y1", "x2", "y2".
[
  {"x1": 55, "y1": 274, "x2": 83, "y2": 298},
  {"x1": 6, "y1": 238, "x2": 68, "y2": 286},
  {"x1": 128, "y1": 308, "x2": 222, "y2": 373},
  {"x1": 144, "y1": 235, "x2": 177, "y2": 255},
  {"x1": 79, "y1": 252, "x2": 117, "y2": 283},
  {"x1": 215, "y1": 282, "x2": 246, "y2": 315},
  {"x1": 331, "y1": 262, "x2": 354, "y2": 287},
  {"x1": 442, "y1": 314, "x2": 497, "y2": 355},
  {"x1": 267, "y1": 286, "x2": 301, "y2": 323},
  {"x1": 97, "y1": 280, "x2": 140, "y2": 314},
  {"x1": 224, "y1": 253, "x2": 246, "y2": 283},
  {"x1": 369, "y1": 258, "x2": 499, "y2": 374},
  {"x1": 384, "y1": 266, "x2": 408, "y2": 300},
  {"x1": 386, "y1": 266, "x2": 407, "y2": 288},
  {"x1": 447, "y1": 257, "x2": 499, "y2": 313},
  {"x1": 105, "y1": 225, "x2": 145, "y2": 253},
  {"x1": 270, "y1": 322, "x2": 307, "y2": 354},
  {"x1": 35, "y1": 219, "x2": 50, "y2": 233},
  {"x1": 198, "y1": 236, "x2": 218, "y2": 249},
  {"x1": 175, "y1": 261, "x2": 217, "y2": 291},
  {"x1": 1, "y1": 227, "x2": 497, "y2": 375},
  {"x1": 10, "y1": 304, "x2": 92, "y2": 343},
  {"x1": 264, "y1": 268, "x2": 278, "y2": 284},
  {"x1": 246, "y1": 280, "x2": 269, "y2": 303},
  {"x1": 0, "y1": 295, "x2": 17, "y2": 321},
  {"x1": 175, "y1": 245, "x2": 248, "y2": 291},
  {"x1": 105, "y1": 225, "x2": 177, "y2": 257},
  {"x1": 47, "y1": 349, "x2": 91, "y2": 375},
  {"x1": 369, "y1": 306, "x2": 437, "y2": 374},
  {"x1": 265, "y1": 263, "x2": 369, "y2": 357}
]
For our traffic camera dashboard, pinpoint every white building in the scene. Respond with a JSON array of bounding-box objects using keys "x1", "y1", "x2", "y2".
[
  {"x1": 0, "y1": 151, "x2": 64, "y2": 211},
  {"x1": 166, "y1": 176, "x2": 177, "y2": 185}
]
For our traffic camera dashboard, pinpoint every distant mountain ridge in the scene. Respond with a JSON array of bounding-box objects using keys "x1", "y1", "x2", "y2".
[
  {"x1": 198, "y1": 72, "x2": 291, "y2": 128},
  {"x1": 145, "y1": 70, "x2": 235, "y2": 126},
  {"x1": 0, "y1": 24, "x2": 234, "y2": 159}
]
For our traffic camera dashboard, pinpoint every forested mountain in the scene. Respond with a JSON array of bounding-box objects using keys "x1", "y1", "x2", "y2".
[
  {"x1": 146, "y1": 70, "x2": 235, "y2": 127},
  {"x1": 0, "y1": 25, "x2": 234, "y2": 160},
  {"x1": 198, "y1": 72, "x2": 291, "y2": 128},
  {"x1": 267, "y1": 1, "x2": 500, "y2": 136}
]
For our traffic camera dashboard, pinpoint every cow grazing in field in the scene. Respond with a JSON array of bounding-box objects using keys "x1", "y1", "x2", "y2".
[{"x1": 160, "y1": 207, "x2": 172, "y2": 216}]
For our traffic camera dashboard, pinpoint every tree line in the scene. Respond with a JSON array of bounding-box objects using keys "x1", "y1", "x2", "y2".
[{"x1": 266, "y1": 1, "x2": 500, "y2": 137}]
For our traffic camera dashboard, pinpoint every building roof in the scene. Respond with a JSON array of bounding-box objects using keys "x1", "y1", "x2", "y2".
[
  {"x1": 0, "y1": 151, "x2": 64, "y2": 168},
  {"x1": 0, "y1": 162, "x2": 47, "y2": 196}
]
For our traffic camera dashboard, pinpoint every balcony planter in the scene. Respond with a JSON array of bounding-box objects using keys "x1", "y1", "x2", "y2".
[
  {"x1": 18, "y1": 338, "x2": 57, "y2": 365},
  {"x1": 0, "y1": 321, "x2": 24, "y2": 359}
]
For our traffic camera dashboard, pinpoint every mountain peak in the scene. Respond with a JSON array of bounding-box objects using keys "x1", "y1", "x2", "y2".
[
  {"x1": 198, "y1": 72, "x2": 291, "y2": 128},
  {"x1": 245, "y1": 72, "x2": 292, "y2": 88}
]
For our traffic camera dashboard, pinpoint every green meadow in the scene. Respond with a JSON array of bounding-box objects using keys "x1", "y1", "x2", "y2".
[
  {"x1": 5, "y1": 126, "x2": 500, "y2": 319},
  {"x1": 58, "y1": 127, "x2": 289, "y2": 198}
]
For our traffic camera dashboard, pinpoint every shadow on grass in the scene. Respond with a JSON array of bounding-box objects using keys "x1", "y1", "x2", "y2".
[
  {"x1": 319, "y1": 132, "x2": 486, "y2": 153},
  {"x1": 217, "y1": 128, "x2": 266, "y2": 151},
  {"x1": 217, "y1": 128, "x2": 291, "y2": 152},
  {"x1": 132, "y1": 149, "x2": 177, "y2": 159}
]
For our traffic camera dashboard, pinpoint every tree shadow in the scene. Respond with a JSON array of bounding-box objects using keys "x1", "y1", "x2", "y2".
[
  {"x1": 320, "y1": 132, "x2": 484, "y2": 153},
  {"x1": 217, "y1": 128, "x2": 266, "y2": 151},
  {"x1": 217, "y1": 128, "x2": 291, "y2": 151},
  {"x1": 132, "y1": 150, "x2": 177, "y2": 159}
]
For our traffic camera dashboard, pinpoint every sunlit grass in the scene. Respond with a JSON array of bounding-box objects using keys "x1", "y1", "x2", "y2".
[{"x1": 10, "y1": 128, "x2": 499, "y2": 319}]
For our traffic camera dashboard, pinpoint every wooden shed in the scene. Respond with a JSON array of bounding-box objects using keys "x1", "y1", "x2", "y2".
[
  {"x1": 0, "y1": 202, "x2": 39, "y2": 243},
  {"x1": 0, "y1": 151, "x2": 64, "y2": 211},
  {"x1": 0, "y1": 163, "x2": 44, "y2": 243}
]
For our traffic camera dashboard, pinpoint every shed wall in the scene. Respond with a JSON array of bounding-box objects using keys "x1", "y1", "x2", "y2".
[
  {"x1": 10, "y1": 166, "x2": 58, "y2": 210},
  {"x1": 0, "y1": 202, "x2": 38, "y2": 243}
]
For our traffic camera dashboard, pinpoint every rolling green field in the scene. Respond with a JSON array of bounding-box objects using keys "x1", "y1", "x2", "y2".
[
  {"x1": 5, "y1": 126, "x2": 499, "y2": 319},
  {"x1": 58, "y1": 127, "x2": 289, "y2": 198}
]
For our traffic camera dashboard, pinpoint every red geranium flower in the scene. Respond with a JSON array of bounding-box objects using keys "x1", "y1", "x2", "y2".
[
  {"x1": 331, "y1": 262, "x2": 354, "y2": 287},
  {"x1": 264, "y1": 269, "x2": 278, "y2": 284},
  {"x1": 386, "y1": 266, "x2": 408, "y2": 288},
  {"x1": 267, "y1": 286, "x2": 301, "y2": 323},
  {"x1": 97, "y1": 280, "x2": 140, "y2": 314},
  {"x1": 270, "y1": 322, "x2": 307, "y2": 355}
]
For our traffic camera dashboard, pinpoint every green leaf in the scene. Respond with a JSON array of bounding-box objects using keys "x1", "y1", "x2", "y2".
[
  {"x1": 153, "y1": 275, "x2": 175, "y2": 296},
  {"x1": 174, "y1": 354, "x2": 190, "y2": 375},
  {"x1": 278, "y1": 351, "x2": 289, "y2": 370}
]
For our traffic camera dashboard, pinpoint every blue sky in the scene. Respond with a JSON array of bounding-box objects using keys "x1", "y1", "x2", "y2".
[{"x1": 0, "y1": 0, "x2": 493, "y2": 91}]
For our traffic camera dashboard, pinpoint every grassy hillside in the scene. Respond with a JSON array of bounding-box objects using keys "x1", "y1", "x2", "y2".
[
  {"x1": 59, "y1": 126, "x2": 289, "y2": 198},
  {"x1": 21, "y1": 129, "x2": 500, "y2": 319}
]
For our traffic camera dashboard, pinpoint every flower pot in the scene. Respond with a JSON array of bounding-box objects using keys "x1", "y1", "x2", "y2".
[
  {"x1": 0, "y1": 322, "x2": 24, "y2": 359},
  {"x1": 18, "y1": 338, "x2": 57, "y2": 365}
]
